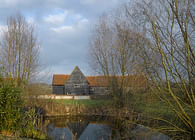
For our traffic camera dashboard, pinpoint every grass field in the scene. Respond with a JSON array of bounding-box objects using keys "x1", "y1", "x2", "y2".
[
  {"x1": 127, "y1": 92, "x2": 195, "y2": 120},
  {"x1": 53, "y1": 99, "x2": 112, "y2": 107},
  {"x1": 46, "y1": 93, "x2": 194, "y2": 121},
  {"x1": 50, "y1": 94, "x2": 169, "y2": 117}
]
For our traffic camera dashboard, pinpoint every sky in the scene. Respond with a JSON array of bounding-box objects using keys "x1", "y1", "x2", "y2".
[{"x1": 0, "y1": 0, "x2": 129, "y2": 83}]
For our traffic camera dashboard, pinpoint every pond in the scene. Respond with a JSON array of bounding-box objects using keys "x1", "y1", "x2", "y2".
[{"x1": 44, "y1": 115, "x2": 170, "y2": 140}]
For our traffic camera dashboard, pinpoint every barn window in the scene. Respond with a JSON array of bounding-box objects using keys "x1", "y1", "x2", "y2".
[
  {"x1": 74, "y1": 84, "x2": 80, "y2": 88},
  {"x1": 91, "y1": 88, "x2": 94, "y2": 91}
]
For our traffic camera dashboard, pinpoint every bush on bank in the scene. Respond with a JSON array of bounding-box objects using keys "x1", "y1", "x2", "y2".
[{"x1": 0, "y1": 77, "x2": 46, "y2": 139}]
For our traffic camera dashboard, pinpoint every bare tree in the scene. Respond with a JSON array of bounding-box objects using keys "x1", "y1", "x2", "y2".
[
  {"x1": 89, "y1": 12, "x2": 144, "y2": 76},
  {"x1": 89, "y1": 15, "x2": 111, "y2": 76},
  {"x1": 88, "y1": 11, "x2": 147, "y2": 106},
  {"x1": 0, "y1": 15, "x2": 40, "y2": 86},
  {"x1": 89, "y1": 0, "x2": 194, "y2": 137},
  {"x1": 128, "y1": 0, "x2": 195, "y2": 137}
]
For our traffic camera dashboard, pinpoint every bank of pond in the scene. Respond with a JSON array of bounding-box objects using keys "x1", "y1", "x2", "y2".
[
  {"x1": 1, "y1": 94, "x2": 194, "y2": 139},
  {"x1": 0, "y1": 114, "x2": 171, "y2": 140},
  {"x1": 0, "y1": 104, "x2": 191, "y2": 140}
]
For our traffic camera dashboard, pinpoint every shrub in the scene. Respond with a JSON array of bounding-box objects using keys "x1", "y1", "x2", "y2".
[
  {"x1": 0, "y1": 79, "x2": 22, "y2": 134},
  {"x1": 0, "y1": 77, "x2": 46, "y2": 139}
]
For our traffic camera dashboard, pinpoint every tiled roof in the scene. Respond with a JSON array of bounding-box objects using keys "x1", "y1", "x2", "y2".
[
  {"x1": 52, "y1": 74, "x2": 109, "y2": 86},
  {"x1": 87, "y1": 75, "x2": 147, "y2": 87},
  {"x1": 52, "y1": 74, "x2": 147, "y2": 87},
  {"x1": 86, "y1": 76, "x2": 110, "y2": 87},
  {"x1": 52, "y1": 74, "x2": 69, "y2": 86}
]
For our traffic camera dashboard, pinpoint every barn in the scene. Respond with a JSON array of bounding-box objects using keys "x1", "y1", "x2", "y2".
[{"x1": 52, "y1": 66, "x2": 147, "y2": 95}]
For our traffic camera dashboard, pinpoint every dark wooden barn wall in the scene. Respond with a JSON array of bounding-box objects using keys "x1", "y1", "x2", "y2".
[
  {"x1": 53, "y1": 85, "x2": 64, "y2": 95},
  {"x1": 89, "y1": 87, "x2": 109, "y2": 94},
  {"x1": 52, "y1": 85, "x2": 110, "y2": 95},
  {"x1": 64, "y1": 66, "x2": 89, "y2": 95}
]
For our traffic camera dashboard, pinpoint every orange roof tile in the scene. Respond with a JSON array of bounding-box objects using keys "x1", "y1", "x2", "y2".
[
  {"x1": 86, "y1": 75, "x2": 147, "y2": 87},
  {"x1": 52, "y1": 74, "x2": 147, "y2": 87},
  {"x1": 86, "y1": 76, "x2": 110, "y2": 87},
  {"x1": 52, "y1": 74, "x2": 69, "y2": 86}
]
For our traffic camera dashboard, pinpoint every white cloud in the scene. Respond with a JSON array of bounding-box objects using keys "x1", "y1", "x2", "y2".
[
  {"x1": 0, "y1": 24, "x2": 7, "y2": 38},
  {"x1": 80, "y1": 18, "x2": 88, "y2": 23},
  {"x1": 80, "y1": 0, "x2": 118, "y2": 7},
  {"x1": 44, "y1": 10, "x2": 68, "y2": 24},
  {"x1": 26, "y1": 16, "x2": 35, "y2": 24},
  {"x1": 0, "y1": 24, "x2": 6, "y2": 31},
  {"x1": 50, "y1": 25, "x2": 74, "y2": 33},
  {"x1": 50, "y1": 14, "x2": 89, "y2": 33},
  {"x1": 77, "y1": 18, "x2": 89, "y2": 28}
]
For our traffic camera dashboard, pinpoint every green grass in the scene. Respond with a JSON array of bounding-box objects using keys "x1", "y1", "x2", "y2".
[
  {"x1": 127, "y1": 92, "x2": 195, "y2": 120},
  {"x1": 45, "y1": 93, "x2": 194, "y2": 121},
  {"x1": 53, "y1": 99, "x2": 112, "y2": 107},
  {"x1": 50, "y1": 94, "x2": 175, "y2": 119},
  {"x1": 133, "y1": 100, "x2": 175, "y2": 119}
]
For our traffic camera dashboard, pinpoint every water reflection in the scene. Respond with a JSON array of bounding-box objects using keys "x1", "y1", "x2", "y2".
[
  {"x1": 46, "y1": 115, "x2": 170, "y2": 140},
  {"x1": 67, "y1": 121, "x2": 89, "y2": 139}
]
